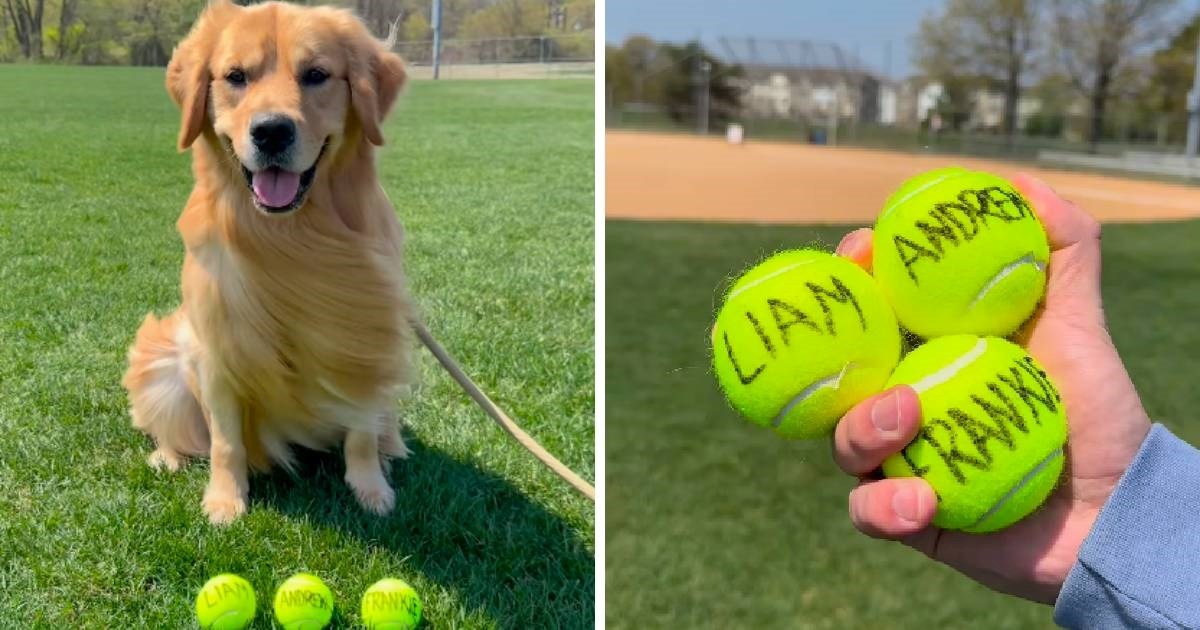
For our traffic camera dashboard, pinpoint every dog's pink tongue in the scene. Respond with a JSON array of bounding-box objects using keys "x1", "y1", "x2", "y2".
[{"x1": 251, "y1": 168, "x2": 301, "y2": 208}]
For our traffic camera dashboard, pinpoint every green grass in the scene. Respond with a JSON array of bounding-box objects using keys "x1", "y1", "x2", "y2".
[
  {"x1": 0, "y1": 64, "x2": 594, "y2": 628},
  {"x1": 605, "y1": 219, "x2": 1200, "y2": 629}
]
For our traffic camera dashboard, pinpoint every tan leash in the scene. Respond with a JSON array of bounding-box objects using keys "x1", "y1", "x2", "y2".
[{"x1": 412, "y1": 321, "x2": 596, "y2": 502}]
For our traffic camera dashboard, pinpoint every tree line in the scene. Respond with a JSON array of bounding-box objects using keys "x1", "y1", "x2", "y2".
[
  {"x1": 607, "y1": 0, "x2": 1198, "y2": 151},
  {"x1": 916, "y1": 0, "x2": 1186, "y2": 150},
  {"x1": 1, "y1": 0, "x2": 594, "y2": 65},
  {"x1": 606, "y1": 36, "x2": 743, "y2": 128}
]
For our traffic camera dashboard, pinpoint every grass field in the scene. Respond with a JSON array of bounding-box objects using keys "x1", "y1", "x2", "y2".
[
  {"x1": 605, "y1": 219, "x2": 1200, "y2": 629},
  {"x1": 0, "y1": 65, "x2": 594, "y2": 628}
]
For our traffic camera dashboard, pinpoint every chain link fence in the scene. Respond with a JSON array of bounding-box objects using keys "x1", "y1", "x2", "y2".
[{"x1": 396, "y1": 34, "x2": 594, "y2": 80}]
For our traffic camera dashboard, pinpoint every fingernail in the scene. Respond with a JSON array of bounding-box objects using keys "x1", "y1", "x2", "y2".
[
  {"x1": 892, "y1": 487, "x2": 920, "y2": 524},
  {"x1": 871, "y1": 390, "x2": 900, "y2": 435}
]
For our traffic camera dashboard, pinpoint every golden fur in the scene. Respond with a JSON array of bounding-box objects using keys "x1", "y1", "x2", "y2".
[{"x1": 123, "y1": 0, "x2": 416, "y2": 524}]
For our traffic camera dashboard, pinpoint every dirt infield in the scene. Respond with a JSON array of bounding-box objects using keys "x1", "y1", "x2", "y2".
[{"x1": 606, "y1": 131, "x2": 1200, "y2": 223}]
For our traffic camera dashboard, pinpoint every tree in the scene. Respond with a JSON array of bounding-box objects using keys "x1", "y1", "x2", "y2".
[
  {"x1": 621, "y1": 35, "x2": 659, "y2": 102},
  {"x1": 0, "y1": 7, "x2": 10, "y2": 60},
  {"x1": 54, "y1": 0, "x2": 79, "y2": 59},
  {"x1": 605, "y1": 37, "x2": 741, "y2": 130},
  {"x1": 0, "y1": 0, "x2": 577, "y2": 66},
  {"x1": 1025, "y1": 72, "x2": 1074, "y2": 136},
  {"x1": 1143, "y1": 10, "x2": 1199, "y2": 140},
  {"x1": 914, "y1": 16, "x2": 973, "y2": 129},
  {"x1": 351, "y1": 0, "x2": 428, "y2": 39},
  {"x1": 605, "y1": 44, "x2": 629, "y2": 106},
  {"x1": 401, "y1": 11, "x2": 430, "y2": 40},
  {"x1": 914, "y1": 0, "x2": 1040, "y2": 145},
  {"x1": 1052, "y1": 0, "x2": 1177, "y2": 151},
  {"x1": 71, "y1": 0, "x2": 127, "y2": 64},
  {"x1": 439, "y1": 0, "x2": 491, "y2": 39},
  {"x1": 4, "y1": 0, "x2": 45, "y2": 59},
  {"x1": 605, "y1": 35, "x2": 669, "y2": 106},
  {"x1": 655, "y1": 41, "x2": 741, "y2": 129},
  {"x1": 459, "y1": 0, "x2": 545, "y2": 39},
  {"x1": 124, "y1": 0, "x2": 202, "y2": 65},
  {"x1": 560, "y1": 0, "x2": 592, "y2": 32}
]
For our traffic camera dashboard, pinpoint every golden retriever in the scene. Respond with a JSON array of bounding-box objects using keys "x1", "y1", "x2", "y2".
[{"x1": 123, "y1": 0, "x2": 416, "y2": 525}]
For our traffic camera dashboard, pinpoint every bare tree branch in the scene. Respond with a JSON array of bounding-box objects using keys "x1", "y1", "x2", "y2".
[{"x1": 1051, "y1": 0, "x2": 1176, "y2": 150}]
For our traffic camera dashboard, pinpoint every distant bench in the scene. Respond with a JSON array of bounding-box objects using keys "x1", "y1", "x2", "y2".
[{"x1": 1038, "y1": 150, "x2": 1200, "y2": 179}]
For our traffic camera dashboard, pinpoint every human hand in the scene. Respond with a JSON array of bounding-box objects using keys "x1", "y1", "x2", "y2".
[{"x1": 831, "y1": 173, "x2": 1152, "y2": 603}]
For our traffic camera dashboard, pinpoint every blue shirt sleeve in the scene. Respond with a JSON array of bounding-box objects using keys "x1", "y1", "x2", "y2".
[{"x1": 1054, "y1": 423, "x2": 1200, "y2": 629}]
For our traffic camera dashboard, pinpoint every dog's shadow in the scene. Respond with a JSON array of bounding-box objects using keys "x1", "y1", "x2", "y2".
[{"x1": 249, "y1": 437, "x2": 594, "y2": 628}]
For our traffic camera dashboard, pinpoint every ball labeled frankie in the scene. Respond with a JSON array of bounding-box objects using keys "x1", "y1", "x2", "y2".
[
  {"x1": 873, "y1": 167, "x2": 1049, "y2": 338},
  {"x1": 881, "y1": 335, "x2": 1067, "y2": 533},
  {"x1": 361, "y1": 578, "x2": 423, "y2": 630},
  {"x1": 195, "y1": 573, "x2": 256, "y2": 630},
  {"x1": 711, "y1": 249, "x2": 902, "y2": 439}
]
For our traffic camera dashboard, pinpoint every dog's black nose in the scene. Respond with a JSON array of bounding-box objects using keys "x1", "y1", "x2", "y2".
[{"x1": 250, "y1": 114, "x2": 296, "y2": 155}]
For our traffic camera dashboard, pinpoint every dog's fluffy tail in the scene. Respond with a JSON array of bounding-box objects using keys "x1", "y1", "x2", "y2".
[{"x1": 123, "y1": 311, "x2": 209, "y2": 470}]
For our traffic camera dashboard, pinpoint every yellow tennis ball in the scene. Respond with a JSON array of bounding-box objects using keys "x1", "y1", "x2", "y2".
[
  {"x1": 882, "y1": 335, "x2": 1067, "y2": 533},
  {"x1": 195, "y1": 574, "x2": 256, "y2": 630},
  {"x1": 711, "y1": 249, "x2": 902, "y2": 438},
  {"x1": 873, "y1": 167, "x2": 1049, "y2": 338},
  {"x1": 273, "y1": 573, "x2": 334, "y2": 630},
  {"x1": 361, "y1": 578, "x2": 423, "y2": 630}
]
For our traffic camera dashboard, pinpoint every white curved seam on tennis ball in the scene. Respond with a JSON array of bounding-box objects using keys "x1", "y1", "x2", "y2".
[
  {"x1": 968, "y1": 252, "x2": 1046, "y2": 309},
  {"x1": 969, "y1": 446, "x2": 1064, "y2": 530},
  {"x1": 771, "y1": 362, "x2": 853, "y2": 428},
  {"x1": 879, "y1": 171, "x2": 970, "y2": 223},
  {"x1": 211, "y1": 611, "x2": 244, "y2": 627},
  {"x1": 909, "y1": 338, "x2": 988, "y2": 394},
  {"x1": 726, "y1": 259, "x2": 818, "y2": 301}
]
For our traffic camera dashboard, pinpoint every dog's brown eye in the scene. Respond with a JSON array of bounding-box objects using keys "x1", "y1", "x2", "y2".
[
  {"x1": 301, "y1": 68, "x2": 329, "y2": 87},
  {"x1": 225, "y1": 69, "x2": 247, "y2": 87}
]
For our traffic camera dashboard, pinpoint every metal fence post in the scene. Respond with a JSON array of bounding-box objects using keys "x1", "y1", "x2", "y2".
[
  {"x1": 431, "y1": 0, "x2": 442, "y2": 80},
  {"x1": 1186, "y1": 28, "x2": 1200, "y2": 157}
]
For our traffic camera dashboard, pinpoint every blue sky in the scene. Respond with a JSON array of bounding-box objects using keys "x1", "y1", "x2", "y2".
[{"x1": 606, "y1": 0, "x2": 1200, "y2": 80}]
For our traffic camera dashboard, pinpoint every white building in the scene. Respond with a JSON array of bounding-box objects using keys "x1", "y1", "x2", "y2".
[
  {"x1": 740, "y1": 66, "x2": 882, "y2": 122},
  {"x1": 878, "y1": 84, "x2": 897, "y2": 125},
  {"x1": 740, "y1": 69, "x2": 1044, "y2": 131},
  {"x1": 746, "y1": 73, "x2": 792, "y2": 118},
  {"x1": 916, "y1": 82, "x2": 944, "y2": 123}
]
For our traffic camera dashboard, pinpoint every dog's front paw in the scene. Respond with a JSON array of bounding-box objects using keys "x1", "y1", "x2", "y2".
[
  {"x1": 202, "y1": 489, "x2": 247, "y2": 525},
  {"x1": 147, "y1": 448, "x2": 186, "y2": 472},
  {"x1": 348, "y1": 476, "x2": 396, "y2": 516}
]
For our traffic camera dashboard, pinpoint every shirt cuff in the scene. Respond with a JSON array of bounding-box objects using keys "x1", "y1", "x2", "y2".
[{"x1": 1054, "y1": 423, "x2": 1200, "y2": 629}]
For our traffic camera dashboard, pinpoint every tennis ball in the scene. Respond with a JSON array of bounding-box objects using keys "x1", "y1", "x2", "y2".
[
  {"x1": 873, "y1": 167, "x2": 1049, "y2": 338},
  {"x1": 711, "y1": 249, "x2": 902, "y2": 438},
  {"x1": 361, "y1": 578, "x2": 422, "y2": 630},
  {"x1": 882, "y1": 335, "x2": 1067, "y2": 532},
  {"x1": 273, "y1": 573, "x2": 334, "y2": 630},
  {"x1": 195, "y1": 574, "x2": 256, "y2": 630}
]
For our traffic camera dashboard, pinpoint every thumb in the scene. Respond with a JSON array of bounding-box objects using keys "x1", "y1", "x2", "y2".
[{"x1": 1011, "y1": 173, "x2": 1105, "y2": 327}]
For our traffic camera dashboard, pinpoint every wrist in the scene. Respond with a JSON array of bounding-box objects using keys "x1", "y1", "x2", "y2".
[{"x1": 1054, "y1": 424, "x2": 1200, "y2": 627}]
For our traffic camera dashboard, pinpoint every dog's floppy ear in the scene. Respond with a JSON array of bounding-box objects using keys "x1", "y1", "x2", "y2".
[
  {"x1": 166, "y1": 41, "x2": 210, "y2": 151},
  {"x1": 347, "y1": 31, "x2": 407, "y2": 146},
  {"x1": 166, "y1": 2, "x2": 234, "y2": 151}
]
